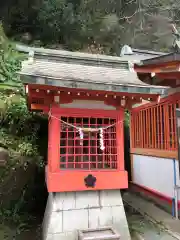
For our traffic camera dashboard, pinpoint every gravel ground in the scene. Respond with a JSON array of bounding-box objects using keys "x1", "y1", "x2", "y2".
[{"x1": 125, "y1": 204, "x2": 177, "y2": 240}]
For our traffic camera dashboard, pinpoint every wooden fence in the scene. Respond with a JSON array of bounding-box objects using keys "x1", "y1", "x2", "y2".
[{"x1": 131, "y1": 93, "x2": 180, "y2": 153}]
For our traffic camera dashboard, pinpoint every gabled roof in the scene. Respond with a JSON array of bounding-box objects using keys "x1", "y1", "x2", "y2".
[{"x1": 19, "y1": 45, "x2": 168, "y2": 95}]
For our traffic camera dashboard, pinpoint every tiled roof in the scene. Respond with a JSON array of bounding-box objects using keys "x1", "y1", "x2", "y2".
[
  {"x1": 17, "y1": 44, "x2": 165, "y2": 62},
  {"x1": 139, "y1": 52, "x2": 180, "y2": 66},
  {"x1": 21, "y1": 60, "x2": 146, "y2": 86},
  {"x1": 132, "y1": 48, "x2": 167, "y2": 56},
  {"x1": 17, "y1": 44, "x2": 132, "y2": 63},
  {"x1": 19, "y1": 45, "x2": 168, "y2": 95}
]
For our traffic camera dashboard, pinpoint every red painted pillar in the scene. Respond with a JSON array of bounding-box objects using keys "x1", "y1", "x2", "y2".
[
  {"x1": 48, "y1": 113, "x2": 60, "y2": 172},
  {"x1": 116, "y1": 108, "x2": 124, "y2": 171}
]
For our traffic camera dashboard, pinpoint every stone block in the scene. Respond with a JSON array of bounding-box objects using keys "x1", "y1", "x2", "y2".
[
  {"x1": 100, "y1": 190, "x2": 123, "y2": 207},
  {"x1": 48, "y1": 211, "x2": 63, "y2": 234},
  {"x1": 53, "y1": 192, "x2": 76, "y2": 211},
  {"x1": 75, "y1": 191, "x2": 99, "y2": 209},
  {"x1": 99, "y1": 207, "x2": 113, "y2": 226},
  {"x1": 111, "y1": 206, "x2": 130, "y2": 240},
  {"x1": 63, "y1": 209, "x2": 89, "y2": 232},
  {"x1": 88, "y1": 208, "x2": 101, "y2": 229},
  {"x1": 43, "y1": 193, "x2": 54, "y2": 239},
  {"x1": 112, "y1": 206, "x2": 127, "y2": 224},
  {"x1": 46, "y1": 231, "x2": 77, "y2": 240},
  {"x1": 43, "y1": 191, "x2": 130, "y2": 240}
]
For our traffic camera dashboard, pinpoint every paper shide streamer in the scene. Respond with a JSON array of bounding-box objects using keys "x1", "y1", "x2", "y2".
[
  {"x1": 78, "y1": 127, "x2": 105, "y2": 151},
  {"x1": 99, "y1": 128, "x2": 105, "y2": 151},
  {"x1": 78, "y1": 128, "x2": 84, "y2": 146}
]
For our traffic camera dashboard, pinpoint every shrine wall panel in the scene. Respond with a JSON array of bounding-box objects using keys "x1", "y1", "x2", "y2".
[{"x1": 131, "y1": 154, "x2": 180, "y2": 201}]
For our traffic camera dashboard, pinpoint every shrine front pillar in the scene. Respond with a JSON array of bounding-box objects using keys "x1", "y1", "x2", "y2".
[
  {"x1": 48, "y1": 111, "x2": 60, "y2": 173},
  {"x1": 116, "y1": 108, "x2": 125, "y2": 171}
]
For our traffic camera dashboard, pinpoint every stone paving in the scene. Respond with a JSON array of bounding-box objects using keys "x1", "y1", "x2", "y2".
[{"x1": 124, "y1": 191, "x2": 180, "y2": 240}]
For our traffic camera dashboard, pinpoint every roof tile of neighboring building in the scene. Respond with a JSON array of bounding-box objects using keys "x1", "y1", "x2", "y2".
[{"x1": 139, "y1": 52, "x2": 180, "y2": 66}]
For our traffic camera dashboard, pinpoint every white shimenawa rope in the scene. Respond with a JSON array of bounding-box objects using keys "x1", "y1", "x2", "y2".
[
  {"x1": 99, "y1": 128, "x2": 105, "y2": 151},
  {"x1": 48, "y1": 111, "x2": 123, "y2": 151}
]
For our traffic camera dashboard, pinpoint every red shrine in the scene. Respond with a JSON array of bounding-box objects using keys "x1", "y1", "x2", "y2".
[
  {"x1": 20, "y1": 47, "x2": 165, "y2": 193},
  {"x1": 131, "y1": 50, "x2": 180, "y2": 219}
]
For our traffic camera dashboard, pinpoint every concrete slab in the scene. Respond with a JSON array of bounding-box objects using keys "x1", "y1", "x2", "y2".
[{"x1": 123, "y1": 192, "x2": 180, "y2": 240}]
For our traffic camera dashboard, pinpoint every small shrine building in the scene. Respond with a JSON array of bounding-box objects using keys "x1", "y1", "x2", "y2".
[{"x1": 19, "y1": 46, "x2": 165, "y2": 239}]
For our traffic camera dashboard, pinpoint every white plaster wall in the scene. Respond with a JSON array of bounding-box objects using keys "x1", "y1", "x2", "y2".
[
  {"x1": 60, "y1": 100, "x2": 116, "y2": 110},
  {"x1": 132, "y1": 155, "x2": 180, "y2": 199}
]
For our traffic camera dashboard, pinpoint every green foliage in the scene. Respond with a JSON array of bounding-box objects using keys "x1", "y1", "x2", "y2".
[
  {"x1": 0, "y1": 0, "x2": 125, "y2": 54},
  {"x1": 0, "y1": 92, "x2": 42, "y2": 167},
  {"x1": 125, "y1": 110, "x2": 130, "y2": 126},
  {"x1": 0, "y1": 188, "x2": 35, "y2": 236},
  {"x1": 0, "y1": 93, "x2": 38, "y2": 137},
  {"x1": 0, "y1": 24, "x2": 26, "y2": 88},
  {"x1": 38, "y1": 0, "x2": 75, "y2": 42},
  {"x1": 0, "y1": 130, "x2": 38, "y2": 157},
  {"x1": 1, "y1": 0, "x2": 179, "y2": 52},
  {"x1": 0, "y1": 26, "x2": 45, "y2": 173},
  {"x1": 17, "y1": 142, "x2": 36, "y2": 157},
  {"x1": 0, "y1": 23, "x2": 45, "y2": 234}
]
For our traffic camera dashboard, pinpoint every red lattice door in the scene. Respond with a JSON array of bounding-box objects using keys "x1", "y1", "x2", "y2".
[
  {"x1": 46, "y1": 107, "x2": 128, "y2": 192},
  {"x1": 60, "y1": 117, "x2": 118, "y2": 170}
]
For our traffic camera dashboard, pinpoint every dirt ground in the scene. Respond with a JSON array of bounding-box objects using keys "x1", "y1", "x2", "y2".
[
  {"x1": 0, "y1": 223, "x2": 41, "y2": 240},
  {"x1": 0, "y1": 204, "x2": 178, "y2": 240}
]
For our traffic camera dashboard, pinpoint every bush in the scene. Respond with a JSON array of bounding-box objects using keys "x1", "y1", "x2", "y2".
[
  {"x1": 0, "y1": 24, "x2": 26, "y2": 87},
  {"x1": 0, "y1": 93, "x2": 38, "y2": 137}
]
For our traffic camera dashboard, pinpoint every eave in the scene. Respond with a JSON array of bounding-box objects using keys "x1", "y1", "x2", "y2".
[
  {"x1": 24, "y1": 83, "x2": 166, "y2": 113},
  {"x1": 20, "y1": 74, "x2": 168, "y2": 96},
  {"x1": 134, "y1": 61, "x2": 180, "y2": 73},
  {"x1": 140, "y1": 52, "x2": 180, "y2": 66}
]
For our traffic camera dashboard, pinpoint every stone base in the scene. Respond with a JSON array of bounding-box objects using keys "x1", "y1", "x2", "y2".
[{"x1": 42, "y1": 190, "x2": 131, "y2": 240}]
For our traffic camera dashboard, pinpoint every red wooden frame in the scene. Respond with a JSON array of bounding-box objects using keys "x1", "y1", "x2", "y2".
[
  {"x1": 131, "y1": 93, "x2": 180, "y2": 153},
  {"x1": 46, "y1": 105, "x2": 128, "y2": 192},
  {"x1": 26, "y1": 84, "x2": 160, "y2": 112},
  {"x1": 60, "y1": 117, "x2": 118, "y2": 170}
]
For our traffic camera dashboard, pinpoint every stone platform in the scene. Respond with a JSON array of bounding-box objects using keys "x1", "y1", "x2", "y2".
[{"x1": 43, "y1": 190, "x2": 131, "y2": 240}]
